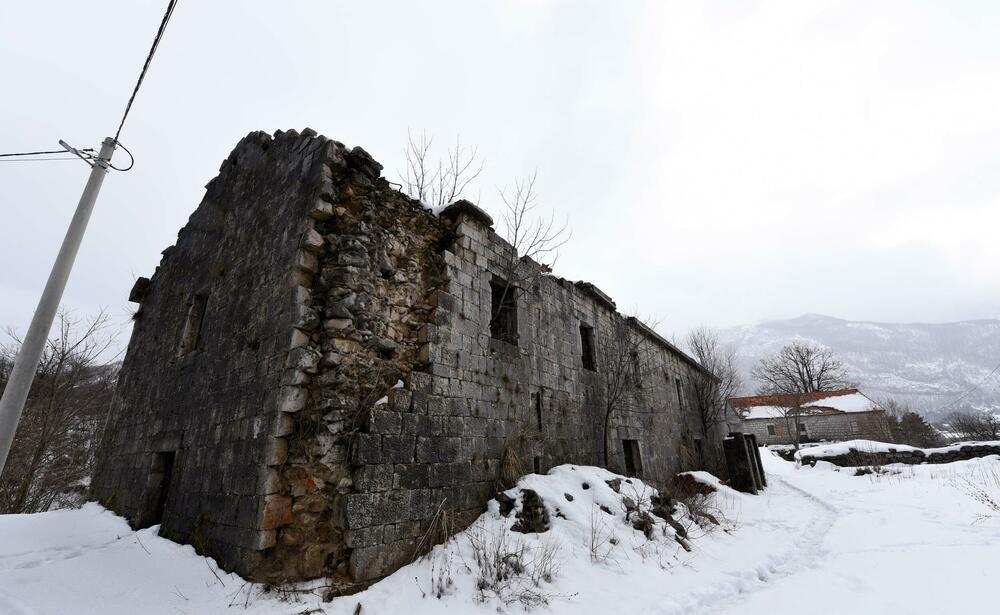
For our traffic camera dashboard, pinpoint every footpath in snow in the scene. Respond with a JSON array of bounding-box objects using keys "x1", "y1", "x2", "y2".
[
  {"x1": 1, "y1": 451, "x2": 998, "y2": 614},
  {"x1": 715, "y1": 451, "x2": 1000, "y2": 614}
]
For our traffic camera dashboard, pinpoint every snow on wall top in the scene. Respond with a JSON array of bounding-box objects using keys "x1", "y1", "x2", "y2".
[
  {"x1": 735, "y1": 389, "x2": 880, "y2": 420},
  {"x1": 795, "y1": 438, "x2": 1000, "y2": 459}
]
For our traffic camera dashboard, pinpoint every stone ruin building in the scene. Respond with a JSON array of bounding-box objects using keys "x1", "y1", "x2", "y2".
[{"x1": 91, "y1": 128, "x2": 730, "y2": 590}]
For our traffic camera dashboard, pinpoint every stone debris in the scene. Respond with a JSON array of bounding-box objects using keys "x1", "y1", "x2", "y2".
[{"x1": 511, "y1": 489, "x2": 550, "y2": 534}]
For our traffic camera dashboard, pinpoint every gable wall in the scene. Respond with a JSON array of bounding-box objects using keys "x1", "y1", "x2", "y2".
[{"x1": 91, "y1": 130, "x2": 331, "y2": 577}]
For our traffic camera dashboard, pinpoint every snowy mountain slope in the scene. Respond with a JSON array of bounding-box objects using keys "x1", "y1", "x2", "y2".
[{"x1": 720, "y1": 314, "x2": 1000, "y2": 421}]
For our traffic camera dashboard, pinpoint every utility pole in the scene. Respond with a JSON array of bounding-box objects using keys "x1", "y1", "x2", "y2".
[{"x1": 0, "y1": 137, "x2": 116, "y2": 475}]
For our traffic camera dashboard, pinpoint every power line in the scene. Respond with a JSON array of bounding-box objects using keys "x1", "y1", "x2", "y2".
[
  {"x1": 0, "y1": 1, "x2": 183, "y2": 476},
  {"x1": 0, "y1": 157, "x2": 83, "y2": 162},
  {"x1": 4, "y1": 0, "x2": 178, "y2": 170},
  {"x1": 934, "y1": 359, "x2": 1000, "y2": 415},
  {"x1": 108, "y1": 141, "x2": 134, "y2": 172},
  {"x1": 0, "y1": 149, "x2": 94, "y2": 158},
  {"x1": 113, "y1": 0, "x2": 179, "y2": 143}
]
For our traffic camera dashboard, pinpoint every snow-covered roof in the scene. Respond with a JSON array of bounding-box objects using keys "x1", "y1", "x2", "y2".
[
  {"x1": 732, "y1": 388, "x2": 881, "y2": 420},
  {"x1": 741, "y1": 405, "x2": 791, "y2": 420}
]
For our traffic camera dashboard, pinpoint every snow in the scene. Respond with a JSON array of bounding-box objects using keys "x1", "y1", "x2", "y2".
[
  {"x1": 2, "y1": 454, "x2": 999, "y2": 614},
  {"x1": 802, "y1": 391, "x2": 875, "y2": 412},
  {"x1": 374, "y1": 381, "x2": 405, "y2": 407},
  {"x1": 742, "y1": 392, "x2": 877, "y2": 419},
  {"x1": 797, "y1": 438, "x2": 1000, "y2": 459},
  {"x1": 740, "y1": 404, "x2": 789, "y2": 419},
  {"x1": 716, "y1": 451, "x2": 1000, "y2": 614},
  {"x1": 0, "y1": 503, "x2": 300, "y2": 615}
]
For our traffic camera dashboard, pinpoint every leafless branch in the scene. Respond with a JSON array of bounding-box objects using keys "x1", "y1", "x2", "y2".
[
  {"x1": 750, "y1": 341, "x2": 853, "y2": 450},
  {"x1": 0, "y1": 309, "x2": 120, "y2": 514},
  {"x1": 399, "y1": 131, "x2": 484, "y2": 209}
]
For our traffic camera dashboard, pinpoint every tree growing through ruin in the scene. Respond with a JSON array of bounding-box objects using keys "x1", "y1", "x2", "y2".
[
  {"x1": 397, "y1": 132, "x2": 569, "y2": 346},
  {"x1": 751, "y1": 342, "x2": 853, "y2": 450},
  {"x1": 598, "y1": 315, "x2": 659, "y2": 470},
  {"x1": 489, "y1": 171, "x2": 570, "y2": 340},
  {"x1": 0, "y1": 310, "x2": 119, "y2": 514},
  {"x1": 399, "y1": 130, "x2": 484, "y2": 209}
]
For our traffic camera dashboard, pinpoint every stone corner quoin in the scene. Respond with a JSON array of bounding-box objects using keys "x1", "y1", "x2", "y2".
[{"x1": 89, "y1": 127, "x2": 726, "y2": 588}]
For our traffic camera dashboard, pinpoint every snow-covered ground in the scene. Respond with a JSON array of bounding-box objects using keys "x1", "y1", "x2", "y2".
[
  {"x1": 1, "y1": 452, "x2": 998, "y2": 614},
  {"x1": 716, "y1": 453, "x2": 1000, "y2": 614}
]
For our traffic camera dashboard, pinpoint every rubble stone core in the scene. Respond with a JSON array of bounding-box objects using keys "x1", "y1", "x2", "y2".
[{"x1": 91, "y1": 129, "x2": 725, "y2": 588}]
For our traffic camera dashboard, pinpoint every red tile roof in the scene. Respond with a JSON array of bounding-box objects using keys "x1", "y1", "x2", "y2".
[{"x1": 729, "y1": 388, "x2": 859, "y2": 409}]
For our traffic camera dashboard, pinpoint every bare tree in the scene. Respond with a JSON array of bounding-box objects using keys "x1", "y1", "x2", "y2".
[
  {"x1": 946, "y1": 411, "x2": 1000, "y2": 441},
  {"x1": 869, "y1": 396, "x2": 906, "y2": 443},
  {"x1": 0, "y1": 310, "x2": 119, "y2": 513},
  {"x1": 751, "y1": 342, "x2": 852, "y2": 450},
  {"x1": 489, "y1": 171, "x2": 570, "y2": 337},
  {"x1": 686, "y1": 327, "x2": 744, "y2": 432},
  {"x1": 597, "y1": 315, "x2": 659, "y2": 469},
  {"x1": 751, "y1": 341, "x2": 852, "y2": 395},
  {"x1": 400, "y1": 131, "x2": 484, "y2": 209},
  {"x1": 399, "y1": 133, "x2": 570, "y2": 350}
]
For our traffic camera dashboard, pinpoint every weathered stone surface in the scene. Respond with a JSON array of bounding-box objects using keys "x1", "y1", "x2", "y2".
[
  {"x1": 91, "y1": 128, "x2": 725, "y2": 589},
  {"x1": 261, "y1": 495, "x2": 293, "y2": 530}
]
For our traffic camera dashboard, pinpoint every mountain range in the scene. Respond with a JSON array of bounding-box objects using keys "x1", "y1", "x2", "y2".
[{"x1": 719, "y1": 314, "x2": 1000, "y2": 421}]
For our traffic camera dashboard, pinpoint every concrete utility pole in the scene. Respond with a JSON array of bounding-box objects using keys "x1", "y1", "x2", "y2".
[{"x1": 0, "y1": 137, "x2": 116, "y2": 475}]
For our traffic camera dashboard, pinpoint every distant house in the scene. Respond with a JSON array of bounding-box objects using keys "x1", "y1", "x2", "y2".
[{"x1": 731, "y1": 388, "x2": 893, "y2": 445}]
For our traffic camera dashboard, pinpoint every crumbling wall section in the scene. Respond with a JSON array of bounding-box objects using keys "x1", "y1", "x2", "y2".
[{"x1": 254, "y1": 141, "x2": 449, "y2": 585}]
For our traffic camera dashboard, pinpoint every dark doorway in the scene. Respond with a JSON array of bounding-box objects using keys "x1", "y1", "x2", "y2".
[
  {"x1": 138, "y1": 451, "x2": 176, "y2": 529},
  {"x1": 622, "y1": 439, "x2": 642, "y2": 477}
]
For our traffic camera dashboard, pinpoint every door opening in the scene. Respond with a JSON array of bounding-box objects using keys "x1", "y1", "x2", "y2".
[
  {"x1": 622, "y1": 439, "x2": 642, "y2": 477},
  {"x1": 139, "y1": 451, "x2": 176, "y2": 529}
]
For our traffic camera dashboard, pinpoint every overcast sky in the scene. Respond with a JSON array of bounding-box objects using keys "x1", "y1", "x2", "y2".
[{"x1": 3, "y1": 0, "x2": 999, "y2": 352}]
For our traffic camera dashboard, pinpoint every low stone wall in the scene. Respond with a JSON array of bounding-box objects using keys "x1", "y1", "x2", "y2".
[{"x1": 800, "y1": 444, "x2": 1000, "y2": 467}]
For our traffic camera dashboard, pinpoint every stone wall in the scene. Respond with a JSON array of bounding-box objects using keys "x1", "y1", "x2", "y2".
[
  {"x1": 92, "y1": 129, "x2": 725, "y2": 589},
  {"x1": 254, "y1": 137, "x2": 449, "y2": 584},
  {"x1": 743, "y1": 410, "x2": 893, "y2": 446},
  {"x1": 341, "y1": 197, "x2": 724, "y2": 582},
  {"x1": 91, "y1": 130, "x2": 334, "y2": 576},
  {"x1": 800, "y1": 443, "x2": 1000, "y2": 467}
]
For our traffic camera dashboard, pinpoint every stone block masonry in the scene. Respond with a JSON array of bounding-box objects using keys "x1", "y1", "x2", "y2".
[{"x1": 90, "y1": 128, "x2": 725, "y2": 589}]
